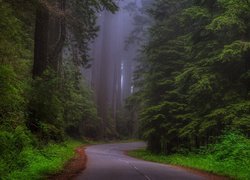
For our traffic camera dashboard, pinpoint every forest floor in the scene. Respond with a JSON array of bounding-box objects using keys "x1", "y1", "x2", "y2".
[{"x1": 47, "y1": 146, "x2": 87, "y2": 180}]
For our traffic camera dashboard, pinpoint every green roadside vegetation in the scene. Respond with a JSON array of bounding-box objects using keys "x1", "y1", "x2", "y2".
[
  {"x1": 0, "y1": 1, "x2": 116, "y2": 179},
  {"x1": 128, "y1": 132, "x2": 250, "y2": 180},
  {"x1": 127, "y1": 1, "x2": 250, "y2": 179},
  {"x1": 0, "y1": 138, "x2": 87, "y2": 180}
]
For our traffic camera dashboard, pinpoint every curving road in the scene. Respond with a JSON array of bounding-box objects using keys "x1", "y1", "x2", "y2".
[{"x1": 76, "y1": 142, "x2": 206, "y2": 180}]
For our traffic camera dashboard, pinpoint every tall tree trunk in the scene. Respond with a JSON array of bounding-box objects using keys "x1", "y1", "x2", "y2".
[
  {"x1": 33, "y1": 0, "x2": 66, "y2": 78},
  {"x1": 33, "y1": 4, "x2": 50, "y2": 77},
  {"x1": 48, "y1": 0, "x2": 66, "y2": 75}
]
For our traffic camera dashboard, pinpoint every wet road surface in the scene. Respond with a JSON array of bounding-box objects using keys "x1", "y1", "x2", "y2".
[{"x1": 76, "y1": 142, "x2": 205, "y2": 180}]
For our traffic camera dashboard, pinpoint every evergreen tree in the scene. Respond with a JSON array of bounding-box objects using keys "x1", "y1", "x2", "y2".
[{"x1": 135, "y1": 0, "x2": 250, "y2": 154}]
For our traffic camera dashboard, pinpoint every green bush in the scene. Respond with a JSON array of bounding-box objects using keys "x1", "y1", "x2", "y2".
[
  {"x1": 0, "y1": 65, "x2": 26, "y2": 129},
  {"x1": 0, "y1": 137, "x2": 83, "y2": 180},
  {"x1": 210, "y1": 132, "x2": 250, "y2": 162},
  {"x1": 0, "y1": 127, "x2": 35, "y2": 178},
  {"x1": 8, "y1": 140, "x2": 82, "y2": 180},
  {"x1": 129, "y1": 132, "x2": 250, "y2": 179}
]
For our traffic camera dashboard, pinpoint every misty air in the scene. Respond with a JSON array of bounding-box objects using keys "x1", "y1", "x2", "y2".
[{"x1": 0, "y1": 0, "x2": 249, "y2": 179}]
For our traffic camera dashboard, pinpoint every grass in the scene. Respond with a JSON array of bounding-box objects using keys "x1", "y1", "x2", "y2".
[
  {"x1": 129, "y1": 149, "x2": 250, "y2": 179},
  {"x1": 128, "y1": 133, "x2": 250, "y2": 180},
  {"x1": 2, "y1": 140, "x2": 85, "y2": 180}
]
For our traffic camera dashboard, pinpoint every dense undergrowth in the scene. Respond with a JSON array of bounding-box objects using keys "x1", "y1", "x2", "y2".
[
  {"x1": 0, "y1": 130, "x2": 84, "y2": 180},
  {"x1": 0, "y1": 1, "x2": 105, "y2": 179},
  {"x1": 129, "y1": 132, "x2": 250, "y2": 179}
]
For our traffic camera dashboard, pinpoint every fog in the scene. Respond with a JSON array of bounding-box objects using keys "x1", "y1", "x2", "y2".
[{"x1": 83, "y1": 0, "x2": 148, "y2": 135}]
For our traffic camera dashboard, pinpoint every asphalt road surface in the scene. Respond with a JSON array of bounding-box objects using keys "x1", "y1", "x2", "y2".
[{"x1": 76, "y1": 142, "x2": 206, "y2": 180}]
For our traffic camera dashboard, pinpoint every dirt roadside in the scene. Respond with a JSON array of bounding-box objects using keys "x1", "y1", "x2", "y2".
[{"x1": 47, "y1": 146, "x2": 87, "y2": 180}]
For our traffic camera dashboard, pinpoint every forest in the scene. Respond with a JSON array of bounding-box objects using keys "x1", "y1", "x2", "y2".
[
  {"x1": 0, "y1": 0, "x2": 118, "y2": 179},
  {"x1": 134, "y1": 0, "x2": 250, "y2": 153},
  {"x1": 0, "y1": 0, "x2": 249, "y2": 179},
  {"x1": 129, "y1": 0, "x2": 250, "y2": 178}
]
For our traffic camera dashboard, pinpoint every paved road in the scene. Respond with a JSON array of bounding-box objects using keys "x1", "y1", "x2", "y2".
[{"x1": 76, "y1": 142, "x2": 205, "y2": 180}]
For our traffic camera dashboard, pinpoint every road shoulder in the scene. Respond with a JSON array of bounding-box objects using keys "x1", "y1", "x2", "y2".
[
  {"x1": 47, "y1": 146, "x2": 87, "y2": 180},
  {"x1": 126, "y1": 149, "x2": 229, "y2": 180}
]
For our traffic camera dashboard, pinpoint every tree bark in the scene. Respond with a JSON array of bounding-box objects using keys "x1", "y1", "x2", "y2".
[
  {"x1": 33, "y1": 0, "x2": 66, "y2": 78},
  {"x1": 33, "y1": 4, "x2": 50, "y2": 78}
]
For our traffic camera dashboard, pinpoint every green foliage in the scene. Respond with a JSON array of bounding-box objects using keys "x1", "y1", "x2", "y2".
[
  {"x1": 0, "y1": 1, "x2": 30, "y2": 64},
  {"x1": 0, "y1": 0, "x2": 113, "y2": 178},
  {"x1": 28, "y1": 64, "x2": 101, "y2": 142},
  {"x1": 0, "y1": 126, "x2": 35, "y2": 178},
  {"x1": 134, "y1": 0, "x2": 250, "y2": 154},
  {"x1": 210, "y1": 132, "x2": 250, "y2": 163},
  {"x1": 62, "y1": 62, "x2": 100, "y2": 138},
  {"x1": 28, "y1": 69, "x2": 65, "y2": 142},
  {"x1": 0, "y1": 65, "x2": 26, "y2": 128},
  {"x1": 117, "y1": 93, "x2": 142, "y2": 138},
  {"x1": 0, "y1": 139, "x2": 83, "y2": 180},
  {"x1": 129, "y1": 132, "x2": 250, "y2": 179},
  {"x1": 0, "y1": 2, "x2": 31, "y2": 130}
]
